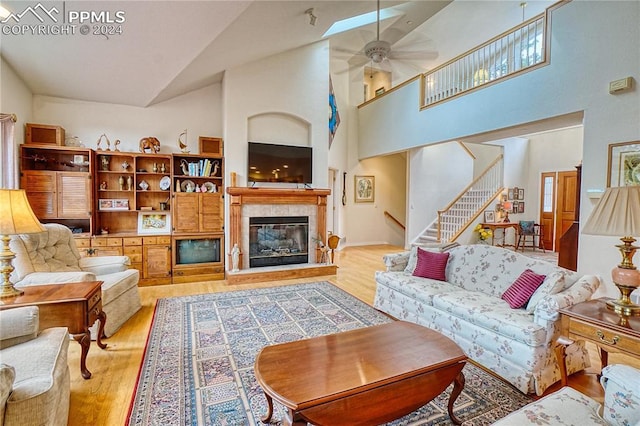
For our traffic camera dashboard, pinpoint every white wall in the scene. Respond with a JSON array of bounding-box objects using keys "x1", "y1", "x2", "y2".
[
  {"x1": 1, "y1": 57, "x2": 33, "y2": 143},
  {"x1": 223, "y1": 41, "x2": 329, "y2": 189},
  {"x1": 408, "y1": 142, "x2": 472, "y2": 245},
  {"x1": 32, "y1": 84, "x2": 222, "y2": 154},
  {"x1": 358, "y1": 1, "x2": 639, "y2": 297},
  {"x1": 346, "y1": 153, "x2": 406, "y2": 247}
]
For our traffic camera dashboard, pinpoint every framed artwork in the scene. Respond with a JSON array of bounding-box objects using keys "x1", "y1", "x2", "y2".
[
  {"x1": 354, "y1": 175, "x2": 375, "y2": 203},
  {"x1": 608, "y1": 140, "x2": 640, "y2": 187},
  {"x1": 512, "y1": 187, "x2": 520, "y2": 200},
  {"x1": 518, "y1": 188, "x2": 524, "y2": 199},
  {"x1": 507, "y1": 188, "x2": 514, "y2": 200},
  {"x1": 137, "y1": 212, "x2": 171, "y2": 234},
  {"x1": 512, "y1": 201, "x2": 519, "y2": 213},
  {"x1": 98, "y1": 199, "x2": 129, "y2": 211},
  {"x1": 518, "y1": 202, "x2": 525, "y2": 214},
  {"x1": 484, "y1": 211, "x2": 495, "y2": 223}
]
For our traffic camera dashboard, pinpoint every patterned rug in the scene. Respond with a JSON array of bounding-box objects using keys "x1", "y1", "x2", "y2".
[{"x1": 127, "y1": 282, "x2": 533, "y2": 425}]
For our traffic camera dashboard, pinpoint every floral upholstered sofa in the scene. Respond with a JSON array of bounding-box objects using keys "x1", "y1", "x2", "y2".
[{"x1": 373, "y1": 244, "x2": 600, "y2": 395}]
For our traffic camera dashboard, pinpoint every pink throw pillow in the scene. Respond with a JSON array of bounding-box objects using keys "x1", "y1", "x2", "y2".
[
  {"x1": 412, "y1": 248, "x2": 450, "y2": 281},
  {"x1": 502, "y1": 269, "x2": 547, "y2": 309}
]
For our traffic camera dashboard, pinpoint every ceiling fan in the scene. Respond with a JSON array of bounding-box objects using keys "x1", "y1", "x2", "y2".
[{"x1": 332, "y1": 0, "x2": 438, "y2": 78}]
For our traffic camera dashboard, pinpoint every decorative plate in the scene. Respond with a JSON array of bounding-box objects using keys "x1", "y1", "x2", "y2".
[
  {"x1": 203, "y1": 182, "x2": 216, "y2": 193},
  {"x1": 159, "y1": 176, "x2": 171, "y2": 191},
  {"x1": 181, "y1": 179, "x2": 196, "y2": 192}
]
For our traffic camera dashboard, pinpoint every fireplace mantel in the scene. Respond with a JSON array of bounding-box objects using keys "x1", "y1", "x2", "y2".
[{"x1": 226, "y1": 187, "x2": 334, "y2": 283}]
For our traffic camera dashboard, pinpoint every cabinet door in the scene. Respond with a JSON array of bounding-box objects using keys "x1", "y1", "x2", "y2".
[
  {"x1": 143, "y1": 245, "x2": 171, "y2": 279},
  {"x1": 173, "y1": 193, "x2": 199, "y2": 233},
  {"x1": 199, "y1": 193, "x2": 223, "y2": 232},
  {"x1": 21, "y1": 170, "x2": 57, "y2": 218},
  {"x1": 58, "y1": 173, "x2": 91, "y2": 218}
]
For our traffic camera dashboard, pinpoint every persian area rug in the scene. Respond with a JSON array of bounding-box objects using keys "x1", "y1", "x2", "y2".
[{"x1": 127, "y1": 282, "x2": 533, "y2": 425}]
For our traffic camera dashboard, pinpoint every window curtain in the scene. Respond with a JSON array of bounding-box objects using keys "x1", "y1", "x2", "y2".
[{"x1": 0, "y1": 113, "x2": 17, "y2": 189}]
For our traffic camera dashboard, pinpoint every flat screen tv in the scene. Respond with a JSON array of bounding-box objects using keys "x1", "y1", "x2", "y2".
[{"x1": 248, "y1": 142, "x2": 312, "y2": 184}]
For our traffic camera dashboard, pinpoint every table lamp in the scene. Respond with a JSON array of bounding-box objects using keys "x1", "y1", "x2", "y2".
[
  {"x1": 502, "y1": 201, "x2": 512, "y2": 223},
  {"x1": 582, "y1": 186, "x2": 640, "y2": 315},
  {"x1": 0, "y1": 189, "x2": 46, "y2": 298}
]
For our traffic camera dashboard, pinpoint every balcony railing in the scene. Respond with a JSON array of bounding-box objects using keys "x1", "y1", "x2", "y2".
[{"x1": 423, "y1": 12, "x2": 547, "y2": 108}]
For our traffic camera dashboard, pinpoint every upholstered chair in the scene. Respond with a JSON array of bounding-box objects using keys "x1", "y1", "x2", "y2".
[
  {"x1": 9, "y1": 223, "x2": 141, "y2": 338},
  {"x1": 493, "y1": 364, "x2": 640, "y2": 425},
  {"x1": 0, "y1": 306, "x2": 70, "y2": 426}
]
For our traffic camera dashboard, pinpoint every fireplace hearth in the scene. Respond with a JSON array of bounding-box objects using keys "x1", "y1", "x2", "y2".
[{"x1": 249, "y1": 216, "x2": 309, "y2": 268}]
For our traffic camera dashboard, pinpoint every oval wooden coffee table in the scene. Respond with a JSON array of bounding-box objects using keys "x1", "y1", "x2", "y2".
[{"x1": 254, "y1": 321, "x2": 467, "y2": 425}]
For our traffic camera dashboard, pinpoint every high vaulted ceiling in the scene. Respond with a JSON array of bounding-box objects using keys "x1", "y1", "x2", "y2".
[{"x1": 0, "y1": 1, "x2": 552, "y2": 107}]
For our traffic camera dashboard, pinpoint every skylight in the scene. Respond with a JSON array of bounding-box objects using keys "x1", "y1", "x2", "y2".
[{"x1": 323, "y1": 7, "x2": 403, "y2": 38}]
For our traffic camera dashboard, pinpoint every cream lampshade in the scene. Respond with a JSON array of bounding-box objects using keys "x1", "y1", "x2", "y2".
[
  {"x1": 0, "y1": 189, "x2": 46, "y2": 298},
  {"x1": 582, "y1": 186, "x2": 640, "y2": 315}
]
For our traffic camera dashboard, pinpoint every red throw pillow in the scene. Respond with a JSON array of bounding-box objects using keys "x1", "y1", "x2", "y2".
[
  {"x1": 412, "y1": 248, "x2": 450, "y2": 281},
  {"x1": 501, "y1": 269, "x2": 546, "y2": 309}
]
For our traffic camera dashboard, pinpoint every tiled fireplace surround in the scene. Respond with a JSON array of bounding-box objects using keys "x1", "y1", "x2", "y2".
[{"x1": 226, "y1": 187, "x2": 335, "y2": 283}]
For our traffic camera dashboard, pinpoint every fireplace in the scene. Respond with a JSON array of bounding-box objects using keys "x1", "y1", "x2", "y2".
[{"x1": 249, "y1": 216, "x2": 309, "y2": 267}]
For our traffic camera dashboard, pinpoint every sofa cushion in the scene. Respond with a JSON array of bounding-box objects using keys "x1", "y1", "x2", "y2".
[
  {"x1": 404, "y1": 242, "x2": 459, "y2": 274},
  {"x1": 432, "y1": 291, "x2": 549, "y2": 346},
  {"x1": 375, "y1": 271, "x2": 465, "y2": 305},
  {"x1": 97, "y1": 269, "x2": 140, "y2": 305},
  {"x1": 412, "y1": 248, "x2": 449, "y2": 281},
  {"x1": 0, "y1": 306, "x2": 39, "y2": 350},
  {"x1": 502, "y1": 269, "x2": 546, "y2": 309}
]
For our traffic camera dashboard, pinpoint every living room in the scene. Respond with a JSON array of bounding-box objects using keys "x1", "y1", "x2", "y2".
[{"x1": 1, "y1": 1, "x2": 639, "y2": 425}]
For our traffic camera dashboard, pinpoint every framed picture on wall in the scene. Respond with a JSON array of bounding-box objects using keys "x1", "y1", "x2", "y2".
[
  {"x1": 354, "y1": 175, "x2": 375, "y2": 203},
  {"x1": 512, "y1": 201, "x2": 519, "y2": 213},
  {"x1": 518, "y1": 188, "x2": 525, "y2": 199},
  {"x1": 507, "y1": 188, "x2": 514, "y2": 200},
  {"x1": 484, "y1": 211, "x2": 495, "y2": 223},
  {"x1": 518, "y1": 202, "x2": 525, "y2": 214},
  {"x1": 608, "y1": 140, "x2": 640, "y2": 187},
  {"x1": 512, "y1": 187, "x2": 520, "y2": 200}
]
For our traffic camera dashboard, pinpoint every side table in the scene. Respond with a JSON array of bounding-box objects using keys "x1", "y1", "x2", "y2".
[
  {"x1": 556, "y1": 298, "x2": 640, "y2": 385},
  {"x1": 480, "y1": 222, "x2": 519, "y2": 249},
  {"x1": 0, "y1": 281, "x2": 107, "y2": 379}
]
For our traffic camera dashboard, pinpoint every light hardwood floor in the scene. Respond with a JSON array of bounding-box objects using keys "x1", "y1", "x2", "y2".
[{"x1": 66, "y1": 245, "x2": 640, "y2": 425}]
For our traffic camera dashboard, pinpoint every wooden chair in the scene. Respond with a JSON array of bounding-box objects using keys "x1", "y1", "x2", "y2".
[{"x1": 516, "y1": 221, "x2": 545, "y2": 252}]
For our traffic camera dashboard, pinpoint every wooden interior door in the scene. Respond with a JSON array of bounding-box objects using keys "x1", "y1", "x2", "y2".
[
  {"x1": 554, "y1": 170, "x2": 578, "y2": 252},
  {"x1": 539, "y1": 172, "x2": 555, "y2": 251}
]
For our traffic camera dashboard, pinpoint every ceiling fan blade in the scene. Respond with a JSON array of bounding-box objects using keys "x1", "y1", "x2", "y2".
[{"x1": 388, "y1": 50, "x2": 438, "y2": 61}]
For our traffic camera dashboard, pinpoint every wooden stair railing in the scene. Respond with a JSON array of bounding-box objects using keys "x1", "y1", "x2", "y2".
[
  {"x1": 437, "y1": 154, "x2": 504, "y2": 243},
  {"x1": 384, "y1": 211, "x2": 405, "y2": 230}
]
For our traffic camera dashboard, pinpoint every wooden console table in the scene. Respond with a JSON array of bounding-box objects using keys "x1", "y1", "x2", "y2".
[
  {"x1": 480, "y1": 222, "x2": 519, "y2": 249},
  {"x1": 556, "y1": 298, "x2": 640, "y2": 385},
  {"x1": 0, "y1": 281, "x2": 107, "y2": 379}
]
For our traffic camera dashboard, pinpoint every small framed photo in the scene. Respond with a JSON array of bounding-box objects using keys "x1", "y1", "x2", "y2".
[
  {"x1": 484, "y1": 211, "x2": 495, "y2": 223},
  {"x1": 512, "y1": 201, "x2": 519, "y2": 213},
  {"x1": 73, "y1": 154, "x2": 85, "y2": 164},
  {"x1": 518, "y1": 202, "x2": 525, "y2": 214},
  {"x1": 518, "y1": 188, "x2": 524, "y2": 199},
  {"x1": 99, "y1": 199, "x2": 129, "y2": 211},
  {"x1": 138, "y1": 212, "x2": 171, "y2": 234},
  {"x1": 507, "y1": 188, "x2": 514, "y2": 200},
  {"x1": 512, "y1": 187, "x2": 520, "y2": 200},
  {"x1": 354, "y1": 175, "x2": 375, "y2": 203},
  {"x1": 608, "y1": 140, "x2": 640, "y2": 187},
  {"x1": 99, "y1": 199, "x2": 114, "y2": 210}
]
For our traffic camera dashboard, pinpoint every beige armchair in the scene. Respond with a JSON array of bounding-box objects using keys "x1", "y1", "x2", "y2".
[
  {"x1": 9, "y1": 223, "x2": 141, "y2": 338},
  {"x1": 0, "y1": 306, "x2": 70, "y2": 426}
]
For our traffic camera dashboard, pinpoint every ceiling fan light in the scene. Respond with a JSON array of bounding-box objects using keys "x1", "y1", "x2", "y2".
[{"x1": 364, "y1": 40, "x2": 390, "y2": 63}]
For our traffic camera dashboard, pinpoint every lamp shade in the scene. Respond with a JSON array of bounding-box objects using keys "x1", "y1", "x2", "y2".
[
  {"x1": 503, "y1": 201, "x2": 513, "y2": 210},
  {"x1": 0, "y1": 189, "x2": 46, "y2": 235},
  {"x1": 582, "y1": 186, "x2": 640, "y2": 237}
]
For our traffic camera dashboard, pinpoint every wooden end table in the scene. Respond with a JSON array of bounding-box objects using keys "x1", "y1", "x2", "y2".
[
  {"x1": 0, "y1": 281, "x2": 107, "y2": 379},
  {"x1": 480, "y1": 222, "x2": 519, "y2": 249},
  {"x1": 556, "y1": 298, "x2": 640, "y2": 385},
  {"x1": 254, "y1": 321, "x2": 467, "y2": 425}
]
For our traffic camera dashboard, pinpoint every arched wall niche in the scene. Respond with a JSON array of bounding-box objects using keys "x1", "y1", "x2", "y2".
[{"x1": 247, "y1": 112, "x2": 311, "y2": 146}]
